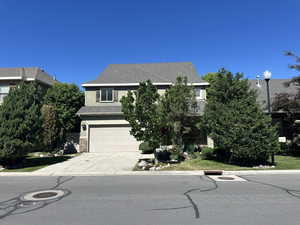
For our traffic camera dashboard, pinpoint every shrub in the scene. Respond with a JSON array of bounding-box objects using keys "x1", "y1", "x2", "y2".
[
  {"x1": 0, "y1": 137, "x2": 29, "y2": 168},
  {"x1": 201, "y1": 147, "x2": 215, "y2": 160},
  {"x1": 286, "y1": 142, "x2": 300, "y2": 156},
  {"x1": 155, "y1": 149, "x2": 171, "y2": 162},
  {"x1": 139, "y1": 142, "x2": 156, "y2": 154},
  {"x1": 184, "y1": 144, "x2": 196, "y2": 154}
]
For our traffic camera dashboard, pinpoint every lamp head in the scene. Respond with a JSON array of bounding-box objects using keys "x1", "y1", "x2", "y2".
[{"x1": 263, "y1": 70, "x2": 271, "y2": 80}]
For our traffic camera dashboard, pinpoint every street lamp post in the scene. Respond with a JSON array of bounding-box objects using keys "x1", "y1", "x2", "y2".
[
  {"x1": 263, "y1": 70, "x2": 274, "y2": 164},
  {"x1": 264, "y1": 70, "x2": 272, "y2": 114}
]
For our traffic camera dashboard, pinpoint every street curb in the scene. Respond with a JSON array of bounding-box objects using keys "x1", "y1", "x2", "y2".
[{"x1": 1, "y1": 170, "x2": 300, "y2": 176}]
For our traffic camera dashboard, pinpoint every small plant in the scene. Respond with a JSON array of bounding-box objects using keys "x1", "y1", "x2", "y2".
[
  {"x1": 139, "y1": 142, "x2": 156, "y2": 154},
  {"x1": 201, "y1": 147, "x2": 215, "y2": 160}
]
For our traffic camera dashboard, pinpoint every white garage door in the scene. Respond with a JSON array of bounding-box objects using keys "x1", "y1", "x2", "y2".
[{"x1": 89, "y1": 125, "x2": 140, "y2": 153}]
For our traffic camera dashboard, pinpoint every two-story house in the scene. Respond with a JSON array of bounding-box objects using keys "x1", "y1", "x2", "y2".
[
  {"x1": 0, "y1": 67, "x2": 57, "y2": 104},
  {"x1": 77, "y1": 62, "x2": 209, "y2": 153}
]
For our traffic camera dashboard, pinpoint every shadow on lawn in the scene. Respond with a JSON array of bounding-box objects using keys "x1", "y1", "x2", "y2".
[
  {"x1": 24, "y1": 156, "x2": 72, "y2": 168},
  {"x1": 2, "y1": 155, "x2": 73, "y2": 171}
]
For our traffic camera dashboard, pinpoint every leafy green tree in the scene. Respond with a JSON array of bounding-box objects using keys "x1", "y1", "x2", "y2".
[
  {"x1": 44, "y1": 83, "x2": 84, "y2": 141},
  {"x1": 202, "y1": 69, "x2": 279, "y2": 165},
  {"x1": 41, "y1": 104, "x2": 61, "y2": 153},
  {"x1": 120, "y1": 80, "x2": 162, "y2": 147},
  {"x1": 160, "y1": 77, "x2": 197, "y2": 158},
  {"x1": 202, "y1": 72, "x2": 218, "y2": 83},
  {"x1": 0, "y1": 82, "x2": 45, "y2": 166}
]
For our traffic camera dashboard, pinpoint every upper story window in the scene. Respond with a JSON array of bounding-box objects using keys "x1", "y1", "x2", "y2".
[
  {"x1": 96, "y1": 88, "x2": 114, "y2": 102},
  {"x1": 195, "y1": 87, "x2": 206, "y2": 100},
  {"x1": 0, "y1": 85, "x2": 10, "y2": 104}
]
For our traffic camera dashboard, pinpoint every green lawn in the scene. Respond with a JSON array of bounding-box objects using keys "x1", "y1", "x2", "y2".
[
  {"x1": 1, "y1": 153, "x2": 76, "y2": 172},
  {"x1": 160, "y1": 155, "x2": 300, "y2": 171}
]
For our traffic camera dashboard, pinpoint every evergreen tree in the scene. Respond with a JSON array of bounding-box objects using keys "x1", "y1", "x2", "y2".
[
  {"x1": 203, "y1": 69, "x2": 279, "y2": 165},
  {"x1": 0, "y1": 82, "x2": 45, "y2": 166},
  {"x1": 41, "y1": 104, "x2": 61, "y2": 152}
]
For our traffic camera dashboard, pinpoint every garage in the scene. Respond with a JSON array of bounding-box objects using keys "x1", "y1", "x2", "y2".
[{"x1": 89, "y1": 124, "x2": 140, "y2": 153}]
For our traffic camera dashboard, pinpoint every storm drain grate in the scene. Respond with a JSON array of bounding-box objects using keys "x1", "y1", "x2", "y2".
[
  {"x1": 21, "y1": 190, "x2": 66, "y2": 201},
  {"x1": 208, "y1": 175, "x2": 246, "y2": 182}
]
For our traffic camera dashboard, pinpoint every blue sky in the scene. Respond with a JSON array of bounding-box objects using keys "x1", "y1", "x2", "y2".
[{"x1": 0, "y1": 0, "x2": 299, "y2": 85}]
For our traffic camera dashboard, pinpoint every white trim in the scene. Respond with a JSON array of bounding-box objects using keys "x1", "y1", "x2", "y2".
[
  {"x1": 0, "y1": 76, "x2": 22, "y2": 80},
  {"x1": 82, "y1": 82, "x2": 209, "y2": 87},
  {"x1": 189, "y1": 82, "x2": 210, "y2": 86},
  {"x1": 25, "y1": 78, "x2": 35, "y2": 81}
]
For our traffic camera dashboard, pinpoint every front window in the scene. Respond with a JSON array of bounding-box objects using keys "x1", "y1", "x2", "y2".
[
  {"x1": 0, "y1": 86, "x2": 10, "y2": 104},
  {"x1": 195, "y1": 87, "x2": 206, "y2": 100},
  {"x1": 101, "y1": 88, "x2": 113, "y2": 102}
]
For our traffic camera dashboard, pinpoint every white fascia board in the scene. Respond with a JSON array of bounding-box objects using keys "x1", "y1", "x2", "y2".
[
  {"x1": 82, "y1": 82, "x2": 209, "y2": 87},
  {"x1": 0, "y1": 76, "x2": 22, "y2": 80},
  {"x1": 188, "y1": 82, "x2": 210, "y2": 86},
  {"x1": 25, "y1": 78, "x2": 35, "y2": 81}
]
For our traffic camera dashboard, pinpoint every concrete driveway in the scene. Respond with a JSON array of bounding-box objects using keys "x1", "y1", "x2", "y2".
[{"x1": 33, "y1": 151, "x2": 141, "y2": 175}]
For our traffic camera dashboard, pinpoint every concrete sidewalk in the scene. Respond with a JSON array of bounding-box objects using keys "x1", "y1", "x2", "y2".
[{"x1": 1, "y1": 169, "x2": 300, "y2": 176}]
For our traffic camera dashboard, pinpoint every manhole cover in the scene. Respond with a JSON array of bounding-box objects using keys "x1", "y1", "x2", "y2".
[
  {"x1": 217, "y1": 176, "x2": 235, "y2": 180},
  {"x1": 22, "y1": 190, "x2": 65, "y2": 201},
  {"x1": 32, "y1": 192, "x2": 58, "y2": 199}
]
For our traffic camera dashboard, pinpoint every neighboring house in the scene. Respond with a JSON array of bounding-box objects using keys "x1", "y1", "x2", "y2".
[
  {"x1": 249, "y1": 77, "x2": 298, "y2": 140},
  {"x1": 248, "y1": 77, "x2": 298, "y2": 110},
  {"x1": 0, "y1": 67, "x2": 57, "y2": 104},
  {"x1": 77, "y1": 62, "x2": 209, "y2": 153}
]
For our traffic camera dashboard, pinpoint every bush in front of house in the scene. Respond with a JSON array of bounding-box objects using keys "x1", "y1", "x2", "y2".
[
  {"x1": 139, "y1": 142, "x2": 156, "y2": 154},
  {"x1": 280, "y1": 142, "x2": 300, "y2": 156},
  {"x1": 201, "y1": 147, "x2": 215, "y2": 160},
  {"x1": 0, "y1": 138, "x2": 30, "y2": 168}
]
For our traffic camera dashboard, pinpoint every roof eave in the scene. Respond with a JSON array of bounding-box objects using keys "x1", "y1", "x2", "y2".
[
  {"x1": 0, "y1": 77, "x2": 23, "y2": 80},
  {"x1": 82, "y1": 82, "x2": 209, "y2": 87}
]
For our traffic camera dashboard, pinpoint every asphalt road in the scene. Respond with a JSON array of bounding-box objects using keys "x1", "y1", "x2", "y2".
[{"x1": 0, "y1": 174, "x2": 299, "y2": 225}]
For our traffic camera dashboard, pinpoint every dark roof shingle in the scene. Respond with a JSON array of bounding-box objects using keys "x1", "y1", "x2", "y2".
[
  {"x1": 84, "y1": 62, "x2": 205, "y2": 85},
  {"x1": 77, "y1": 106, "x2": 123, "y2": 116},
  {"x1": 0, "y1": 67, "x2": 56, "y2": 85}
]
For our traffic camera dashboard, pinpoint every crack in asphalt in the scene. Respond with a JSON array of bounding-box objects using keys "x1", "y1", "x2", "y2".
[
  {"x1": 0, "y1": 176, "x2": 74, "y2": 220},
  {"x1": 152, "y1": 175, "x2": 218, "y2": 219},
  {"x1": 240, "y1": 176, "x2": 300, "y2": 200}
]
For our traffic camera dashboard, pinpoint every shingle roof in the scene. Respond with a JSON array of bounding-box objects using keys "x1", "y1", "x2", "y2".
[
  {"x1": 83, "y1": 62, "x2": 205, "y2": 85},
  {"x1": 77, "y1": 102, "x2": 206, "y2": 116},
  {"x1": 248, "y1": 79, "x2": 298, "y2": 108},
  {"x1": 0, "y1": 67, "x2": 57, "y2": 85}
]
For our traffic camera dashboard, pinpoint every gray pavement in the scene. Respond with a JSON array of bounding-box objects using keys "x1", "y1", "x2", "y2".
[{"x1": 0, "y1": 174, "x2": 299, "y2": 225}]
